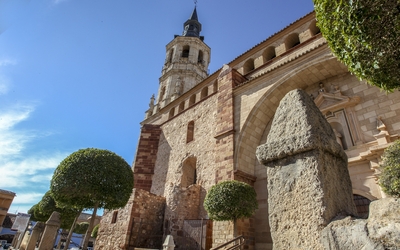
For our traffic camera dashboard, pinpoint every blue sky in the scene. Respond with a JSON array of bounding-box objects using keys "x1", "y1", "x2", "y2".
[{"x1": 0, "y1": 0, "x2": 314, "y2": 214}]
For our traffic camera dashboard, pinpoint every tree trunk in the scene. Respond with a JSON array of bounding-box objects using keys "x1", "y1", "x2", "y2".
[
  {"x1": 81, "y1": 203, "x2": 98, "y2": 250},
  {"x1": 233, "y1": 219, "x2": 237, "y2": 237},
  {"x1": 64, "y1": 209, "x2": 82, "y2": 250}
]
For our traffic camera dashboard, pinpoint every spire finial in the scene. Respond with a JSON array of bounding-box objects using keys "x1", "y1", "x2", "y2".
[{"x1": 194, "y1": 0, "x2": 197, "y2": 7}]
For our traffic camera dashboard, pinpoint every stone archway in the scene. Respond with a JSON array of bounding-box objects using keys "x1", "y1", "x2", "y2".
[
  {"x1": 235, "y1": 56, "x2": 348, "y2": 175},
  {"x1": 234, "y1": 55, "x2": 349, "y2": 250}
]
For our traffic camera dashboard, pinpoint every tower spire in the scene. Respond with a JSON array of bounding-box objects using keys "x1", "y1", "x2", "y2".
[{"x1": 182, "y1": 6, "x2": 202, "y2": 38}]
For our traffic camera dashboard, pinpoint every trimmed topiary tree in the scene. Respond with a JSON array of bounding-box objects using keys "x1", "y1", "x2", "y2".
[
  {"x1": 204, "y1": 180, "x2": 258, "y2": 235},
  {"x1": 379, "y1": 140, "x2": 400, "y2": 197},
  {"x1": 50, "y1": 148, "x2": 134, "y2": 250},
  {"x1": 91, "y1": 224, "x2": 99, "y2": 238},
  {"x1": 74, "y1": 222, "x2": 89, "y2": 234},
  {"x1": 313, "y1": 0, "x2": 400, "y2": 92}
]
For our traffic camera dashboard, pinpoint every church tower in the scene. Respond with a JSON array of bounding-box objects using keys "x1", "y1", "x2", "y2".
[{"x1": 153, "y1": 7, "x2": 211, "y2": 111}]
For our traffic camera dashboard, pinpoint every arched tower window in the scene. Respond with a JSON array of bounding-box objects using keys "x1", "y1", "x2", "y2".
[
  {"x1": 187, "y1": 121, "x2": 194, "y2": 143},
  {"x1": 160, "y1": 86, "x2": 166, "y2": 101},
  {"x1": 181, "y1": 157, "x2": 197, "y2": 188},
  {"x1": 201, "y1": 86, "x2": 208, "y2": 100},
  {"x1": 263, "y1": 46, "x2": 276, "y2": 63},
  {"x1": 285, "y1": 33, "x2": 300, "y2": 50},
  {"x1": 198, "y1": 50, "x2": 204, "y2": 64},
  {"x1": 169, "y1": 108, "x2": 175, "y2": 119},
  {"x1": 111, "y1": 211, "x2": 118, "y2": 224},
  {"x1": 168, "y1": 49, "x2": 174, "y2": 63},
  {"x1": 243, "y1": 59, "x2": 255, "y2": 74},
  {"x1": 182, "y1": 45, "x2": 190, "y2": 58},
  {"x1": 178, "y1": 101, "x2": 185, "y2": 113},
  {"x1": 309, "y1": 20, "x2": 321, "y2": 36},
  {"x1": 189, "y1": 94, "x2": 196, "y2": 107},
  {"x1": 213, "y1": 81, "x2": 218, "y2": 93}
]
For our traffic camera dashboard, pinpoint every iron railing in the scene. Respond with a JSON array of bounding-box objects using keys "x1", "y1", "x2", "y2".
[{"x1": 210, "y1": 235, "x2": 245, "y2": 250}]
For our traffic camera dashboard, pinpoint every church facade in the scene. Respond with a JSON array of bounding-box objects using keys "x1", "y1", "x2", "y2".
[{"x1": 95, "y1": 8, "x2": 400, "y2": 250}]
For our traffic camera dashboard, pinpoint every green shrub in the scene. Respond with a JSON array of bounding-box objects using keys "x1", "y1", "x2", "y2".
[
  {"x1": 204, "y1": 180, "x2": 258, "y2": 221},
  {"x1": 313, "y1": 0, "x2": 400, "y2": 91},
  {"x1": 379, "y1": 140, "x2": 400, "y2": 197},
  {"x1": 91, "y1": 224, "x2": 99, "y2": 238}
]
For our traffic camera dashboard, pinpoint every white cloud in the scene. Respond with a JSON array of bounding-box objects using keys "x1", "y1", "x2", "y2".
[
  {"x1": 0, "y1": 153, "x2": 66, "y2": 188},
  {"x1": 0, "y1": 59, "x2": 17, "y2": 67},
  {"x1": 0, "y1": 104, "x2": 35, "y2": 155},
  {"x1": 0, "y1": 80, "x2": 9, "y2": 94},
  {"x1": 13, "y1": 192, "x2": 44, "y2": 204},
  {"x1": 0, "y1": 58, "x2": 16, "y2": 95},
  {"x1": 0, "y1": 57, "x2": 70, "y2": 214},
  {"x1": 53, "y1": 0, "x2": 70, "y2": 4},
  {"x1": 8, "y1": 193, "x2": 46, "y2": 214},
  {"x1": 0, "y1": 103, "x2": 69, "y2": 214}
]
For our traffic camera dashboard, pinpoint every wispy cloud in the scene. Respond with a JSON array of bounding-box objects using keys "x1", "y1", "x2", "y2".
[
  {"x1": 0, "y1": 153, "x2": 66, "y2": 188},
  {"x1": 53, "y1": 0, "x2": 70, "y2": 4},
  {"x1": 0, "y1": 79, "x2": 9, "y2": 95},
  {"x1": 0, "y1": 58, "x2": 69, "y2": 214},
  {"x1": 0, "y1": 104, "x2": 35, "y2": 156},
  {"x1": 13, "y1": 193, "x2": 45, "y2": 205},
  {"x1": 0, "y1": 59, "x2": 17, "y2": 67},
  {"x1": 0, "y1": 104, "x2": 68, "y2": 213},
  {"x1": 0, "y1": 58, "x2": 16, "y2": 95}
]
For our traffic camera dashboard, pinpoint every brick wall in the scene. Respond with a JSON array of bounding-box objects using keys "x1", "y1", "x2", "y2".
[
  {"x1": 213, "y1": 65, "x2": 255, "y2": 249},
  {"x1": 214, "y1": 65, "x2": 247, "y2": 183},
  {"x1": 133, "y1": 124, "x2": 162, "y2": 191}
]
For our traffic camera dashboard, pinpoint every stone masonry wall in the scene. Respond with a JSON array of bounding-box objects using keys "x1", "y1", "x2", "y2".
[
  {"x1": 95, "y1": 189, "x2": 165, "y2": 250},
  {"x1": 164, "y1": 184, "x2": 201, "y2": 249},
  {"x1": 150, "y1": 94, "x2": 218, "y2": 216}
]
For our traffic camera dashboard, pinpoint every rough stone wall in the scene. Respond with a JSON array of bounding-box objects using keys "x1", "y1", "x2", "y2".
[
  {"x1": 133, "y1": 124, "x2": 162, "y2": 191},
  {"x1": 164, "y1": 184, "x2": 201, "y2": 249},
  {"x1": 148, "y1": 92, "x2": 218, "y2": 248},
  {"x1": 95, "y1": 189, "x2": 165, "y2": 250},
  {"x1": 150, "y1": 94, "x2": 217, "y2": 213}
]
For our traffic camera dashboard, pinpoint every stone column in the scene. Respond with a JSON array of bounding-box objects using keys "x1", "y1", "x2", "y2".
[
  {"x1": 256, "y1": 89, "x2": 357, "y2": 250},
  {"x1": 19, "y1": 231, "x2": 30, "y2": 250},
  {"x1": 11, "y1": 232, "x2": 21, "y2": 248},
  {"x1": 38, "y1": 212, "x2": 61, "y2": 250},
  {"x1": 26, "y1": 222, "x2": 44, "y2": 250}
]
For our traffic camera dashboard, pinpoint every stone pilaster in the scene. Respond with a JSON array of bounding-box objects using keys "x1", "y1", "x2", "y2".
[
  {"x1": 26, "y1": 222, "x2": 44, "y2": 250},
  {"x1": 214, "y1": 65, "x2": 246, "y2": 183},
  {"x1": 38, "y1": 212, "x2": 61, "y2": 250},
  {"x1": 133, "y1": 124, "x2": 162, "y2": 191},
  {"x1": 213, "y1": 65, "x2": 253, "y2": 249}
]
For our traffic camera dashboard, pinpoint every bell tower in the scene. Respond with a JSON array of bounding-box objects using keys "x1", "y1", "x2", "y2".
[{"x1": 151, "y1": 7, "x2": 211, "y2": 112}]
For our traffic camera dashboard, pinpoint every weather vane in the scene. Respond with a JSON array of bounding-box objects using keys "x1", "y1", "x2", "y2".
[{"x1": 194, "y1": 0, "x2": 197, "y2": 6}]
